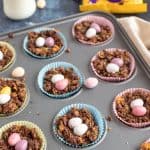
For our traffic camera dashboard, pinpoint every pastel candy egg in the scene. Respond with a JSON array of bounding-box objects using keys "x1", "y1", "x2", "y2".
[
  {"x1": 35, "y1": 37, "x2": 45, "y2": 47},
  {"x1": 0, "y1": 86, "x2": 11, "y2": 95},
  {"x1": 45, "y1": 37, "x2": 55, "y2": 47},
  {"x1": 73, "y1": 124, "x2": 88, "y2": 136},
  {"x1": 106, "y1": 63, "x2": 120, "y2": 73},
  {"x1": 0, "y1": 94, "x2": 11, "y2": 104},
  {"x1": 68, "y1": 117, "x2": 82, "y2": 128},
  {"x1": 8, "y1": 133, "x2": 21, "y2": 146},
  {"x1": 12, "y1": 67, "x2": 25, "y2": 78},
  {"x1": 132, "y1": 106, "x2": 147, "y2": 117},
  {"x1": 111, "y1": 58, "x2": 124, "y2": 67},
  {"x1": 85, "y1": 28, "x2": 97, "y2": 38},
  {"x1": 55, "y1": 79, "x2": 69, "y2": 91},
  {"x1": 15, "y1": 140, "x2": 28, "y2": 150},
  {"x1": 90, "y1": 23, "x2": 101, "y2": 33},
  {"x1": 37, "y1": 0, "x2": 46, "y2": 9},
  {"x1": 51, "y1": 74, "x2": 64, "y2": 84},
  {"x1": 84, "y1": 77, "x2": 98, "y2": 89},
  {"x1": 130, "y1": 99, "x2": 144, "y2": 108},
  {"x1": 0, "y1": 51, "x2": 4, "y2": 60}
]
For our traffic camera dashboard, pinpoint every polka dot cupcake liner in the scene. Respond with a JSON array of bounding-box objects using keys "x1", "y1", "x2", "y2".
[
  {"x1": 52, "y1": 103, "x2": 107, "y2": 149},
  {"x1": 91, "y1": 48, "x2": 136, "y2": 82},
  {"x1": 113, "y1": 88, "x2": 150, "y2": 128},
  {"x1": 37, "y1": 62, "x2": 84, "y2": 99},
  {"x1": 23, "y1": 27, "x2": 67, "y2": 59},
  {"x1": 72, "y1": 15, "x2": 115, "y2": 45}
]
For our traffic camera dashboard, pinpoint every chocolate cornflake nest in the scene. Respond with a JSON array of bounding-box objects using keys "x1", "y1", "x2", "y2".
[
  {"x1": 0, "y1": 125, "x2": 42, "y2": 150},
  {"x1": 0, "y1": 78, "x2": 27, "y2": 116},
  {"x1": 43, "y1": 67, "x2": 80, "y2": 95},
  {"x1": 140, "y1": 139, "x2": 150, "y2": 150},
  {"x1": 56, "y1": 107, "x2": 99, "y2": 146},
  {"x1": 27, "y1": 30, "x2": 63, "y2": 57}
]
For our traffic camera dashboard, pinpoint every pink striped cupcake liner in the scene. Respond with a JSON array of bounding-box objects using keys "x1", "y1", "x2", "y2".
[
  {"x1": 91, "y1": 48, "x2": 136, "y2": 82},
  {"x1": 113, "y1": 88, "x2": 150, "y2": 128},
  {"x1": 72, "y1": 15, "x2": 115, "y2": 45}
]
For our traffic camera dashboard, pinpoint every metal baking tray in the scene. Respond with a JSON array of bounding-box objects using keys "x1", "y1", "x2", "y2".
[{"x1": 0, "y1": 11, "x2": 149, "y2": 150}]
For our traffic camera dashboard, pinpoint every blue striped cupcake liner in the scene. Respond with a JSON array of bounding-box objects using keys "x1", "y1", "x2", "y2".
[
  {"x1": 52, "y1": 103, "x2": 107, "y2": 149},
  {"x1": 37, "y1": 62, "x2": 84, "y2": 99},
  {"x1": 23, "y1": 28, "x2": 67, "y2": 59}
]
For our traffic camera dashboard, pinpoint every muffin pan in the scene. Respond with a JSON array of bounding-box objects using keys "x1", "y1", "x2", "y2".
[{"x1": 0, "y1": 11, "x2": 149, "y2": 150}]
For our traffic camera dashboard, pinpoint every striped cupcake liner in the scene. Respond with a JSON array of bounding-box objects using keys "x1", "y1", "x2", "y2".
[
  {"x1": 37, "y1": 62, "x2": 84, "y2": 99},
  {"x1": 0, "y1": 121, "x2": 47, "y2": 150},
  {"x1": 53, "y1": 103, "x2": 107, "y2": 149},
  {"x1": 91, "y1": 48, "x2": 136, "y2": 82},
  {"x1": 23, "y1": 27, "x2": 67, "y2": 59},
  {"x1": 72, "y1": 15, "x2": 115, "y2": 45},
  {"x1": 113, "y1": 88, "x2": 150, "y2": 128}
]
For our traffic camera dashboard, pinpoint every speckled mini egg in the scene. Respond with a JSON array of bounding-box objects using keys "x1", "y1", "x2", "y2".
[
  {"x1": 73, "y1": 123, "x2": 88, "y2": 136},
  {"x1": 0, "y1": 94, "x2": 11, "y2": 104},
  {"x1": 132, "y1": 106, "x2": 147, "y2": 117},
  {"x1": 68, "y1": 117, "x2": 82, "y2": 128},
  {"x1": 85, "y1": 28, "x2": 97, "y2": 38},
  {"x1": 111, "y1": 58, "x2": 124, "y2": 67},
  {"x1": 55, "y1": 79, "x2": 69, "y2": 91},
  {"x1": 8, "y1": 133, "x2": 21, "y2": 146},
  {"x1": 35, "y1": 37, "x2": 45, "y2": 47},
  {"x1": 0, "y1": 51, "x2": 4, "y2": 60},
  {"x1": 130, "y1": 98, "x2": 144, "y2": 109},
  {"x1": 84, "y1": 77, "x2": 98, "y2": 89},
  {"x1": 12, "y1": 67, "x2": 25, "y2": 78},
  {"x1": 106, "y1": 63, "x2": 120, "y2": 73},
  {"x1": 45, "y1": 37, "x2": 55, "y2": 47},
  {"x1": 15, "y1": 139, "x2": 28, "y2": 150},
  {"x1": 90, "y1": 23, "x2": 101, "y2": 33},
  {"x1": 51, "y1": 74, "x2": 64, "y2": 84},
  {"x1": 0, "y1": 86, "x2": 11, "y2": 95}
]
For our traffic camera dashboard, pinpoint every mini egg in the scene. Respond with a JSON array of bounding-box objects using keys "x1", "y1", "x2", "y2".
[
  {"x1": 0, "y1": 51, "x2": 4, "y2": 60},
  {"x1": 111, "y1": 58, "x2": 124, "y2": 67},
  {"x1": 130, "y1": 99, "x2": 144, "y2": 109},
  {"x1": 8, "y1": 133, "x2": 21, "y2": 146},
  {"x1": 84, "y1": 77, "x2": 98, "y2": 89},
  {"x1": 12, "y1": 67, "x2": 25, "y2": 78},
  {"x1": 15, "y1": 139, "x2": 28, "y2": 150},
  {"x1": 73, "y1": 123, "x2": 88, "y2": 136},
  {"x1": 0, "y1": 94, "x2": 11, "y2": 104},
  {"x1": 85, "y1": 28, "x2": 97, "y2": 38},
  {"x1": 35, "y1": 37, "x2": 45, "y2": 47},
  {"x1": 68, "y1": 117, "x2": 82, "y2": 128},
  {"x1": 37, "y1": 0, "x2": 46, "y2": 9},
  {"x1": 55, "y1": 79, "x2": 69, "y2": 91},
  {"x1": 0, "y1": 86, "x2": 11, "y2": 95},
  {"x1": 132, "y1": 106, "x2": 147, "y2": 117},
  {"x1": 106, "y1": 63, "x2": 120, "y2": 73},
  {"x1": 51, "y1": 74, "x2": 64, "y2": 84},
  {"x1": 90, "y1": 23, "x2": 101, "y2": 33},
  {"x1": 45, "y1": 37, "x2": 55, "y2": 47}
]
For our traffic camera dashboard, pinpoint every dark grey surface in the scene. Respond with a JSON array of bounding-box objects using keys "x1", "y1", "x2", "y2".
[{"x1": 0, "y1": 11, "x2": 149, "y2": 150}]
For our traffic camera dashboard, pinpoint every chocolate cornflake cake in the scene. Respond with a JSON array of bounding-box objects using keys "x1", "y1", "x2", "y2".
[{"x1": 140, "y1": 139, "x2": 150, "y2": 150}]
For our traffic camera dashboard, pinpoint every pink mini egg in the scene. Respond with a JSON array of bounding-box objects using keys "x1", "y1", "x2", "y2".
[
  {"x1": 55, "y1": 79, "x2": 69, "y2": 91},
  {"x1": 90, "y1": 23, "x2": 101, "y2": 33},
  {"x1": 111, "y1": 58, "x2": 124, "y2": 67},
  {"x1": 15, "y1": 140, "x2": 28, "y2": 150},
  {"x1": 84, "y1": 77, "x2": 98, "y2": 89},
  {"x1": 45, "y1": 37, "x2": 55, "y2": 47},
  {"x1": 132, "y1": 106, "x2": 147, "y2": 117},
  {"x1": 8, "y1": 133, "x2": 21, "y2": 146}
]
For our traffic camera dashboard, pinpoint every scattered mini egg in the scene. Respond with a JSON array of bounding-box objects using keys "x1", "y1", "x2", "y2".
[
  {"x1": 55, "y1": 79, "x2": 69, "y2": 91},
  {"x1": 85, "y1": 28, "x2": 97, "y2": 38},
  {"x1": 111, "y1": 58, "x2": 124, "y2": 67},
  {"x1": 51, "y1": 74, "x2": 64, "y2": 84},
  {"x1": 130, "y1": 98, "x2": 144, "y2": 109},
  {"x1": 68, "y1": 117, "x2": 82, "y2": 128},
  {"x1": 0, "y1": 51, "x2": 4, "y2": 60},
  {"x1": 0, "y1": 94, "x2": 11, "y2": 104},
  {"x1": 90, "y1": 23, "x2": 101, "y2": 33},
  {"x1": 84, "y1": 77, "x2": 98, "y2": 89},
  {"x1": 15, "y1": 139, "x2": 28, "y2": 150},
  {"x1": 0, "y1": 86, "x2": 11, "y2": 95},
  {"x1": 12, "y1": 67, "x2": 25, "y2": 78},
  {"x1": 132, "y1": 106, "x2": 147, "y2": 117},
  {"x1": 106, "y1": 63, "x2": 120, "y2": 73},
  {"x1": 35, "y1": 37, "x2": 45, "y2": 47},
  {"x1": 37, "y1": 0, "x2": 46, "y2": 9},
  {"x1": 73, "y1": 123, "x2": 88, "y2": 136},
  {"x1": 45, "y1": 37, "x2": 55, "y2": 47},
  {"x1": 8, "y1": 133, "x2": 21, "y2": 146}
]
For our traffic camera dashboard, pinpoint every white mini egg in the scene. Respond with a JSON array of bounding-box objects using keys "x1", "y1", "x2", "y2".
[
  {"x1": 37, "y1": 0, "x2": 46, "y2": 9},
  {"x1": 12, "y1": 67, "x2": 25, "y2": 78},
  {"x1": 35, "y1": 37, "x2": 45, "y2": 47},
  {"x1": 51, "y1": 74, "x2": 64, "y2": 84},
  {"x1": 106, "y1": 63, "x2": 120, "y2": 73},
  {"x1": 85, "y1": 28, "x2": 96, "y2": 38},
  {"x1": 0, "y1": 94, "x2": 11, "y2": 104},
  {"x1": 68, "y1": 117, "x2": 82, "y2": 128},
  {"x1": 130, "y1": 98, "x2": 144, "y2": 109},
  {"x1": 0, "y1": 51, "x2": 4, "y2": 60},
  {"x1": 73, "y1": 124, "x2": 88, "y2": 136}
]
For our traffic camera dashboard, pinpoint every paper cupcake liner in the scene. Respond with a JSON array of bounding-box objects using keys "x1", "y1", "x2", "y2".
[
  {"x1": 23, "y1": 27, "x2": 67, "y2": 59},
  {"x1": 53, "y1": 103, "x2": 107, "y2": 149},
  {"x1": 37, "y1": 62, "x2": 84, "y2": 99},
  {"x1": 140, "y1": 138, "x2": 150, "y2": 150},
  {"x1": 113, "y1": 88, "x2": 150, "y2": 128},
  {"x1": 0, "y1": 78, "x2": 29, "y2": 118},
  {"x1": 91, "y1": 48, "x2": 136, "y2": 82},
  {"x1": 0, "y1": 41, "x2": 16, "y2": 72},
  {"x1": 72, "y1": 15, "x2": 115, "y2": 45},
  {"x1": 0, "y1": 121, "x2": 47, "y2": 150}
]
